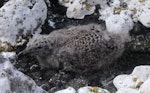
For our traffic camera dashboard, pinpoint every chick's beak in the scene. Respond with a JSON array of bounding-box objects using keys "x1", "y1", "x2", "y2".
[{"x1": 17, "y1": 49, "x2": 30, "y2": 58}]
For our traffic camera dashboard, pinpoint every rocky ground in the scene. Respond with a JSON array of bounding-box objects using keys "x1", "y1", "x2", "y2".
[{"x1": 1, "y1": 0, "x2": 150, "y2": 93}]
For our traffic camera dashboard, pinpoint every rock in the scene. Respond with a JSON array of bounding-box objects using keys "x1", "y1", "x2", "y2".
[
  {"x1": 78, "y1": 86, "x2": 110, "y2": 93},
  {"x1": 116, "y1": 78, "x2": 150, "y2": 93},
  {"x1": 113, "y1": 75, "x2": 142, "y2": 90},
  {"x1": 114, "y1": 65, "x2": 150, "y2": 93},
  {"x1": 54, "y1": 86, "x2": 110, "y2": 93},
  {"x1": 116, "y1": 88, "x2": 138, "y2": 93},
  {"x1": 1, "y1": 52, "x2": 16, "y2": 59},
  {"x1": 100, "y1": 0, "x2": 150, "y2": 28},
  {"x1": 0, "y1": 74, "x2": 11, "y2": 93},
  {"x1": 138, "y1": 1, "x2": 150, "y2": 28},
  {"x1": 59, "y1": 0, "x2": 111, "y2": 19},
  {"x1": 59, "y1": 0, "x2": 96, "y2": 19},
  {"x1": 0, "y1": 52, "x2": 48, "y2": 93},
  {"x1": 54, "y1": 87, "x2": 76, "y2": 93},
  {"x1": 131, "y1": 66, "x2": 150, "y2": 82},
  {"x1": 128, "y1": 33, "x2": 150, "y2": 53},
  {"x1": 139, "y1": 79, "x2": 150, "y2": 93},
  {"x1": 0, "y1": 0, "x2": 47, "y2": 46}
]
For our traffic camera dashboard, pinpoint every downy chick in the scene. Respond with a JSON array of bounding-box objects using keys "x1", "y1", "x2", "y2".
[{"x1": 18, "y1": 24, "x2": 130, "y2": 73}]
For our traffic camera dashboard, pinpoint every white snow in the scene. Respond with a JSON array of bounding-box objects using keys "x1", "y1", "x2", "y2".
[{"x1": 0, "y1": 0, "x2": 47, "y2": 46}]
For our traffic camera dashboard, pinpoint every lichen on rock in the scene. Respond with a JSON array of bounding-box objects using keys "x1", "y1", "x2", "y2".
[
  {"x1": 99, "y1": 0, "x2": 150, "y2": 28},
  {"x1": 114, "y1": 65, "x2": 150, "y2": 93},
  {"x1": 0, "y1": 0, "x2": 47, "y2": 47},
  {"x1": 0, "y1": 52, "x2": 48, "y2": 93},
  {"x1": 59, "y1": 0, "x2": 96, "y2": 19}
]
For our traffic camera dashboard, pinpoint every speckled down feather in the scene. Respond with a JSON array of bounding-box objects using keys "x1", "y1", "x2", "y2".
[{"x1": 19, "y1": 24, "x2": 130, "y2": 73}]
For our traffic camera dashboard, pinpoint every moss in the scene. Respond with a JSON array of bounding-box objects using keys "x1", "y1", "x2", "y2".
[
  {"x1": 73, "y1": 8, "x2": 77, "y2": 12},
  {"x1": 0, "y1": 41, "x2": 16, "y2": 52},
  {"x1": 89, "y1": 87, "x2": 99, "y2": 93},
  {"x1": 114, "y1": 7, "x2": 121, "y2": 14},
  {"x1": 86, "y1": 4, "x2": 92, "y2": 10},
  {"x1": 132, "y1": 77, "x2": 138, "y2": 82},
  {"x1": 0, "y1": 46, "x2": 5, "y2": 52},
  {"x1": 6, "y1": 43, "x2": 14, "y2": 51},
  {"x1": 0, "y1": 41, "x2": 5, "y2": 52},
  {"x1": 139, "y1": 0, "x2": 145, "y2": 3},
  {"x1": 129, "y1": 86, "x2": 136, "y2": 89},
  {"x1": 136, "y1": 81, "x2": 143, "y2": 88}
]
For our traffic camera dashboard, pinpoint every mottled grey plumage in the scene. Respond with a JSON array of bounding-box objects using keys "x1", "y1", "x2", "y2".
[{"x1": 19, "y1": 24, "x2": 130, "y2": 73}]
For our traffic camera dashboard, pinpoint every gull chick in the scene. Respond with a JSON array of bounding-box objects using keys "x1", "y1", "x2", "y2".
[{"x1": 18, "y1": 24, "x2": 130, "y2": 73}]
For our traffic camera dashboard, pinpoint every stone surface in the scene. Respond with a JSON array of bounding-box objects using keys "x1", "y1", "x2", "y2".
[
  {"x1": 54, "y1": 86, "x2": 110, "y2": 93},
  {"x1": 0, "y1": 52, "x2": 48, "y2": 93},
  {"x1": 113, "y1": 75, "x2": 140, "y2": 90},
  {"x1": 0, "y1": 0, "x2": 47, "y2": 46},
  {"x1": 139, "y1": 79, "x2": 150, "y2": 93},
  {"x1": 116, "y1": 88, "x2": 138, "y2": 93},
  {"x1": 100, "y1": 0, "x2": 150, "y2": 28},
  {"x1": 114, "y1": 65, "x2": 150, "y2": 93},
  {"x1": 131, "y1": 66, "x2": 150, "y2": 82},
  {"x1": 55, "y1": 87, "x2": 76, "y2": 93},
  {"x1": 59, "y1": 0, "x2": 96, "y2": 19},
  {"x1": 78, "y1": 86, "x2": 110, "y2": 93}
]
